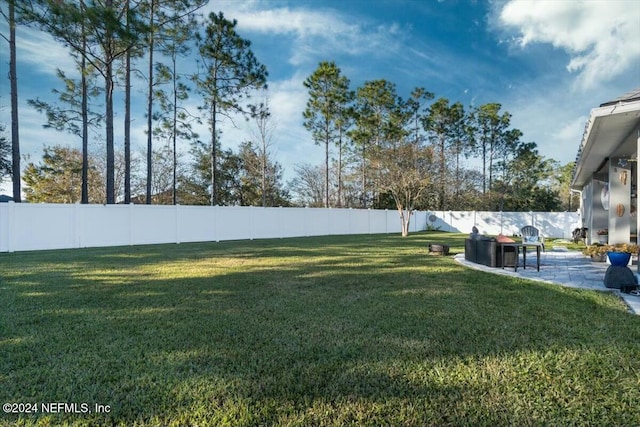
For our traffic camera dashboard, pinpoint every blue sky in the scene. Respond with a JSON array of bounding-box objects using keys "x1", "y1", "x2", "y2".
[{"x1": 1, "y1": 0, "x2": 639, "y2": 196}]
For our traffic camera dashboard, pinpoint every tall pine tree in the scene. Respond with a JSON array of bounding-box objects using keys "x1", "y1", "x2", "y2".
[
  {"x1": 193, "y1": 11, "x2": 267, "y2": 205},
  {"x1": 303, "y1": 61, "x2": 351, "y2": 208}
]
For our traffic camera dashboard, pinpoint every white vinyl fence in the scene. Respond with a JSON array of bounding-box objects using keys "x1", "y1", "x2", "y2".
[
  {"x1": 426, "y1": 210, "x2": 581, "y2": 239},
  {"x1": 0, "y1": 203, "x2": 425, "y2": 253},
  {"x1": 0, "y1": 202, "x2": 581, "y2": 253}
]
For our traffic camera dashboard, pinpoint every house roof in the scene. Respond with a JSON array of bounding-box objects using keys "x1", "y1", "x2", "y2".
[
  {"x1": 571, "y1": 89, "x2": 640, "y2": 189},
  {"x1": 599, "y1": 88, "x2": 640, "y2": 107},
  {"x1": 0, "y1": 194, "x2": 13, "y2": 202}
]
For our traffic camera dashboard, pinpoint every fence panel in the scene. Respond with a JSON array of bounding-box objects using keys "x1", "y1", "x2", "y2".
[
  {"x1": 0, "y1": 202, "x2": 583, "y2": 253},
  {"x1": 368, "y1": 210, "x2": 387, "y2": 234},
  {"x1": 279, "y1": 208, "x2": 306, "y2": 238},
  {"x1": 534, "y1": 212, "x2": 581, "y2": 239},
  {"x1": 12, "y1": 204, "x2": 76, "y2": 251},
  {"x1": 178, "y1": 206, "x2": 216, "y2": 243},
  {"x1": 329, "y1": 209, "x2": 350, "y2": 235},
  {"x1": 81, "y1": 205, "x2": 130, "y2": 248},
  {"x1": 215, "y1": 206, "x2": 251, "y2": 241},
  {"x1": 422, "y1": 210, "x2": 581, "y2": 239},
  {"x1": 250, "y1": 207, "x2": 281, "y2": 240},
  {"x1": 0, "y1": 203, "x2": 9, "y2": 252},
  {"x1": 496, "y1": 212, "x2": 529, "y2": 236},
  {"x1": 348, "y1": 209, "x2": 369, "y2": 234},
  {"x1": 131, "y1": 205, "x2": 177, "y2": 245}
]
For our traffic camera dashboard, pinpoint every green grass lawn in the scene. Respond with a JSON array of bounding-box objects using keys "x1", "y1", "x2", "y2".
[{"x1": 1, "y1": 232, "x2": 639, "y2": 426}]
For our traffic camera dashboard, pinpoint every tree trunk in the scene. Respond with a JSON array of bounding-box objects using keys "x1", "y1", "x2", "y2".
[
  {"x1": 399, "y1": 207, "x2": 410, "y2": 237},
  {"x1": 210, "y1": 101, "x2": 217, "y2": 206},
  {"x1": 482, "y1": 140, "x2": 487, "y2": 196},
  {"x1": 172, "y1": 54, "x2": 178, "y2": 205},
  {"x1": 261, "y1": 147, "x2": 266, "y2": 207},
  {"x1": 81, "y1": 29, "x2": 89, "y2": 204},
  {"x1": 488, "y1": 131, "x2": 494, "y2": 194},
  {"x1": 361, "y1": 144, "x2": 367, "y2": 208},
  {"x1": 439, "y1": 133, "x2": 446, "y2": 211},
  {"x1": 337, "y1": 129, "x2": 343, "y2": 208},
  {"x1": 104, "y1": 0, "x2": 115, "y2": 204},
  {"x1": 124, "y1": 0, "x2": 131, "y2": 204},
  {"x1": 105, "y1": 62, "x2": 115, "y2": 204},
  {"x1": 9, "y1": 1, "x2": 21, "y2": 202},
  {"x1": 324, "y1": 139, "x2": 329, "y2": 208},
  {"x1": 80, "y1": 0, "x2": 89, "y2": 204},
  {"x1": 124, "y1": 50, "x2": 131, "y2": 204},
  {"x1": 454, "y1": 142, "x2": 460, "y2": 205},
  {"x1": 146, "y1": 0, "x2": 155, "y2": 205}
]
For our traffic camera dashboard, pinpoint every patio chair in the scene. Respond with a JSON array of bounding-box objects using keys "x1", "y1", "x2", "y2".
[{"x1": 520, "y1": 225, "x2": 545, "y2": 252}]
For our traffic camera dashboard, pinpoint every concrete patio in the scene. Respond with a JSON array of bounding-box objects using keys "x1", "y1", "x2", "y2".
[{"x1": 454, "y1": 246, "x2": 640, "y2": 315}]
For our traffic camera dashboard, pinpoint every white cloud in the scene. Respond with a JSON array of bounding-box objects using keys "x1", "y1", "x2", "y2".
[
  {"x1": 208, "y1": 2, "x2": 407, "y2": 67},
  {"x1": 211, "y1": 74, "x2": 320, "y2": 181},
  {"x1": 8, "y1": 103, "x2": 58, "y2": 159},
  {"x1": 502, "y1": 85, "x2": 597, "y2": 167},
  {"x1": 179, "y1": 69, "x2": 317, "y2": 181},
  {"x1": 230, "y1": 7, "x2": 352, "y2": 37},
  {"x1": 267, "y1": 74, "x2": 322, "y2": 179},
  {"x1": 497, "y1": 0, "x2": 640, "y2": 90},
  {"x1": 15, "y1": 26, "x2": 77, "y2": 77},
  {"x1": 555, "y1": 115, "x2": 588, "y2": 146},
  {"x1": 268, "y1": 74, "x2": 307, "y2": 133}
]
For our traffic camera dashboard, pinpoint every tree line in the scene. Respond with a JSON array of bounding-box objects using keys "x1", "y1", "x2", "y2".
[
  {"x1": 1, "y1": 0, "x2": 578, "y2": 214},
  {"x1": 300, "y1": 60, "x2": 580, "y2": 216}
]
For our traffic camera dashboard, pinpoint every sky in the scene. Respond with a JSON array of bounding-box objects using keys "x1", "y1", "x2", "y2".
[{"x1": 1, "y1": 0, "x2": 639, "y2": 197}]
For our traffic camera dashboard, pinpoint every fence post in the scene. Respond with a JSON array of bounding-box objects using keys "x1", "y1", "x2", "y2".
[
  {"x1": 176, "y1": 204, "x2": 181, "y2": 244},
  {"x1": 214, "y1": 205, "x2": 220, "y2": 242},
  {"x1": 127, "y1": 204, "x2": 133, "y2": 246},
  {"x1": 384, "y1": 209, "x2": 387, "y2": 234},
  {"x1": 365, "y1": 208, "x2": 369, "y2": 234},
  {"x1": 249, "y1": 206, "x2": 254, "y2": 240},
  {"x1": 7, "y1": 201, "x2": 14, "y2": 253},
  {"x1": 73, "y1": 203, "x2": 80, "y2": 248}
]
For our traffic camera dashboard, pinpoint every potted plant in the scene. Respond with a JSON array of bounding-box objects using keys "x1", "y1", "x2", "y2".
[
  {"x1": 583, "y1": 243, "x2": 608, "y2": 262},
  {"x1": 596, "y1": 229, "x2": 608, "y2": 244},
  {"x1": 605, "y1": 243, "x2": 639, "y2": 266}
]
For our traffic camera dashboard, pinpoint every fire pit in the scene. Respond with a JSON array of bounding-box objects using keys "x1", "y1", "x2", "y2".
[{"x1": 428, "y1": 243, "x2": 450, "y2": 255}]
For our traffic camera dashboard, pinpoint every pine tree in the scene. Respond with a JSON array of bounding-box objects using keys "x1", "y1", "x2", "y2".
[
  {"x1": 303, "y1": 61, "x2": 351, "y2": 208},
  {"x1": 26, "y1": 0, "x2": 144, "y2": 203},
  {"x1": 152, "y1": 0, "x2": 205, "y2": 205},
  {"x1": 23, "y1": 145, "x2": 102, "y2": 203},
  {"x1": 0, "y1": 124, "x2": 11, "y2": 180},
  {"x1": 28, "y1": 68, "x2": 103, "y2": 204},
  {"x1": 193, "y1": 11, "x2": 267, "y2": 206},
  {"x1": 0, "y1": 0, "x2": 22, "y2": 201},
  {"x1": 350, "y1": 79, "x2": 399, "y2": 208}
]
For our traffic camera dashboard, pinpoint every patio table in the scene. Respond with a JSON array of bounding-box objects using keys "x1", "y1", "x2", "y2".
[{"x1": 500, "y1": 242, "x2": 542, "y2": 272}]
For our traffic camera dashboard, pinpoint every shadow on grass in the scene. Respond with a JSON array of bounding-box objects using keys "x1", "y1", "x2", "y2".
[{"x1": 1, "y1": 232, "x2": 640, "y2": 426}]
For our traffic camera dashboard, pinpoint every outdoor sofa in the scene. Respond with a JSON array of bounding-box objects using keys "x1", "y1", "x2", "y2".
[{"x1": 464, "y1": 235, "x2": 516, "y2": 268}]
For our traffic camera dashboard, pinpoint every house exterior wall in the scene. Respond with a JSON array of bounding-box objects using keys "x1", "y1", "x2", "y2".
[
  {"x1": 637, "y1": 134, "x2": 640, "y2": 247},
  {"x1": 609, "y1": 158, "x2": 631, "y2": 244},
  {"x1": 582, "y1": 179, "x2": 594, "y2": 242},
  {"x1": 587, "y1": 179, "x2": 610, "y2": 243}
]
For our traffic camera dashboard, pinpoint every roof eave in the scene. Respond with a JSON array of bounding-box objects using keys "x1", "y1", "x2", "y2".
[{"x1": 571, "y1": 100, "x2": 640, "y2": 189}]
